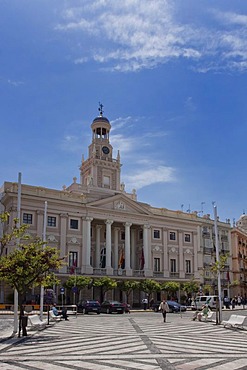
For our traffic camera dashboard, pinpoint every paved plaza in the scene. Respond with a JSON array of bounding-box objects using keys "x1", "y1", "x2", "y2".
[{"x1": 0, "y1": 310, "x2": 247, "y2": 370}]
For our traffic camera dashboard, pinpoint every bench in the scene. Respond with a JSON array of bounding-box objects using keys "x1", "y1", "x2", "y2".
[
  {"x1": 49, "y1": 310, "x2": 62, "y2": 321},
  {"x1": 201, "y1": 310, "x2": 214, "y2": 322},
  {"x1": 28, "y1": 315, "x2": 47, "y2": 330},
  {"x1": 222, "y1": 314, "x2": 246, "y2": 329}
]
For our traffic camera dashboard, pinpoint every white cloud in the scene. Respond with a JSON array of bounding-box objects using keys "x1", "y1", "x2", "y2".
[
  {"x1": 55, "y1": 1, "x2": 247, "y2": 73},
  {"x1": 124, "y1": 165, "x2": 176, "y2": 190}
]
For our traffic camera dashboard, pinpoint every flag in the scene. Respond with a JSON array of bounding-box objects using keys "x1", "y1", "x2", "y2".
[
  {"x1": 139, "y1": 248, "x2": 145, "y2": 270},
  {"x1": 70, "y1": 260, "x2": 77, "y2": 274},
  {"x1": 226, "y1": 270, "x2": 230, "y2": 283},
  {"x1": 118, "y1": 249, "x2": 125, "y2": 269}
]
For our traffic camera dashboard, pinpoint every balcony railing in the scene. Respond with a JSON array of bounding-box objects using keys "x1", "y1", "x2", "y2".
[
  {"x1": 133, "y1": 270, "x2": 145, "y2": 277},
  {"x1": 170, "y1": 272, "x2": 179, "y2": 278},
  {"x1": 113, "y1": 269, "x2": 127, "y2": 276},
  {"x1": 153, "y1": 271, "x2": 164, "y2": 278},
  {"x1": 92, "y1": 268, "x2": 107, "y2": 276}
]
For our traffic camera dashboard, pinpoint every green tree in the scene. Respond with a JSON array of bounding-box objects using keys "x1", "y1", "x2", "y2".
[
  {"x1": 64, "y1": 275, "x2": 92, "y2": 303},
  {"x1": 0, "y1": 238, "x2": 63, "y2": 336},
  {"x1": 140, "y1": 279, "x2": 161, "y2": 305},
  {"x1": 182, "y1": 279, "x2": 199, "y2": 297},
  {"x1": 161, "y1": 281, "x2": 180, "y2": 299},
  {"x1": 0, "y1": 213, "x2": 29, "y2": 257},
  {"x1": 93, "y1": 277, "x2": 117, "y2": 302},
  {"x1": 117, "y1": 280, "x2": 140, "y2": 304}
]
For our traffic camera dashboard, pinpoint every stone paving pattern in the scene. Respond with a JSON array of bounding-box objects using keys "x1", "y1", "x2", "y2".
[{"x1": 0, "y1": 310, "x2": 247, "y2": 369}]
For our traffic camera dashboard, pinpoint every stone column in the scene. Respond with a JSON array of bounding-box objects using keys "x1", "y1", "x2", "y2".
[
  {"x1": 178, "y1": 230, "x2": 185, "y2": 278},
  {"x1": 143, "y1": 224, "x2": 152, "y2": 277},
  {"x1": 124, "y1": 222, "x2": 132, "y2": 275},
  {"x1": 105, "y1": 220, "x2": 113, "y2": 274},
  {"x1": 131, "y1": 228, "x2": 136, "y2": 270},
  {"x1": 36, "y1": 210, "x2": 44, "y2": 239},
  {"x1": 163, "y1": 228, "x2": 169, "y2": 278},
  {"x1": 95, "y1": 225, "x2": 102, "y2": 268},
  {"x1": 193, "y1": 229, "x2": 200, "y2": 279},
  {"x1": 60, "y1": 213, "x2": 68, "y2": 274},
  {"x1": 82, "y1": 217, "x2": 93, "y2": 274},
  {"x1": 113, "y1": 227, "x2": 120, "y2": 270}
]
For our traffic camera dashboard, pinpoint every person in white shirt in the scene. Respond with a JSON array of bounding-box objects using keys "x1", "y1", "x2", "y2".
[{"x1": 159, "y1": 299, "x2": 169, "y2": 322}]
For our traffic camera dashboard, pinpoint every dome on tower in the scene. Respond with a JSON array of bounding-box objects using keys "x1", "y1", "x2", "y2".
[{"x1": 92, "y1": 116, "x2": 110, "y2": 124}]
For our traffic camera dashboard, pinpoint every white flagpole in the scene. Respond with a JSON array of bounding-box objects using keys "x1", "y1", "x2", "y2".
[
  {"x1": 213, "y1": 203, "x2": 222, "y2": 324},
  {"x1": 13, "y1": 172, "x2": 22, "y2": 334},
  {"x1": 40, "y1": 201, "x2": 47, "y2": 321}
]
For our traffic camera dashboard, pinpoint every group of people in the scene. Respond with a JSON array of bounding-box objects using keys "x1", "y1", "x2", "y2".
[{"x1": 225, "y1": 295, "x2": 246, "y2": 309}]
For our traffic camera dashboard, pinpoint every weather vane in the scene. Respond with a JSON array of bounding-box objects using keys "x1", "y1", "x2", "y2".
[{"x1": 98, "y1": 102, "x2": 104, "y2": 117}]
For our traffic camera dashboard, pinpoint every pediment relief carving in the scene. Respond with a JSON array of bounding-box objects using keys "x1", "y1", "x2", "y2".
[
  {"x1": 152, "y1": 245, "x2": 162, "y2": 252},
  {"x1": 68, "y1": 237, "x2": 79, "y2": 244},
  {"x1": 184, "y1": 248, "x2": 193, "y2": 255},
  {"x1": 168, "y1": 246, "x2": 178, "y2": 255},
  {"x1": 47, "y1": 234, "x2": 58, "y2": 243}
]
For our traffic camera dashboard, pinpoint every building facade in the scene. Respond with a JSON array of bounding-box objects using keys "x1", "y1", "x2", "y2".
[
  {"x1": 0, "y1": 109, "x2": 232, "y2": 303},
  {"x1": 231, "y1": 214, "x2": 247, "y2": 299}
]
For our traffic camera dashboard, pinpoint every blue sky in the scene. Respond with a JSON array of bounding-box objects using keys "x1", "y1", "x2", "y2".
[{"x1": 1, "y1": 0, "x2": 247, "y2": 224}]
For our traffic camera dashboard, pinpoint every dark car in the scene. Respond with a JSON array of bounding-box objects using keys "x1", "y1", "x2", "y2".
[
  {"x1": 101, "y1": 300, "x2": 125, "y2": 314},
  {"x1": 167, "y1": 300, "x2": 187, "y2": 313},
  {"x1": 77, "y1": 300, "x2": 101, "y2": 314},
  {"x1": 152, "y1": 300, "x2": 187, "y2": 313}
]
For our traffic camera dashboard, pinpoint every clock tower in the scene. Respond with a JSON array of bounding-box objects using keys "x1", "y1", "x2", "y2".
[{"x1": 80, "y1": 104, "x2": 121, "y2": 191}]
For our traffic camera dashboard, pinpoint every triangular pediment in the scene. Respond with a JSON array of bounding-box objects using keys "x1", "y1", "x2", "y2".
[{"x1": 87, "y1": 194, "x2": 151, "y2": 215}]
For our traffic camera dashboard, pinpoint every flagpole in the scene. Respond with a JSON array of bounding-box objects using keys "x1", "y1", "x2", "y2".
[
  {"x1": 213, "y1": 203, "x2": 222, "y2": 324},
  {"x1": 40, "y1": 201, "x2": 47, "y2": 321},
  {"x1": 13, "y1": 172, "x2": 22, "y2": 334}
]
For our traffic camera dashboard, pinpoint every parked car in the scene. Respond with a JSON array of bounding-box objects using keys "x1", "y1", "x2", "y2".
[
  {"x1": 101, "y1": 300, "x2": 125, "y2": 314},
  {"x1": 77, "y1": 300, "x2": 101, "y2": 314},
  {"x1": 152, "y1": 300, "x2": 187, "y2": 313}
]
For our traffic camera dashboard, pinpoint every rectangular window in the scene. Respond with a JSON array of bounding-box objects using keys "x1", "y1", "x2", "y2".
[
  {"x1": 153, "y1": 229, "x2": 160, "y2": 239},
  {"x1": 103, "y1": 176, "x2": 110, "y2": 187},
  {"x1": 70, "y1": 219, "x2": 79, "y2": 229},
  {"x1": 185, "y1": 233, "x2": 191, "y2": 243},
  {"x1": 186, "y1": 260, "x2": 191, "y2": 273},
  {"x1": 23, "y1": 213, "x2": 32, "y2": 224},
  {"x1": 154, "y1": 258, "x2": 161, "y2": 272},
  {"x1": 170, "y1": 259, "x2": 176, "y2": 272},
  {"x1": 169, "y1": 232, "x2": 176, "y2": 241},
  {"x1": 69, "y1": 252, "x2": 78, "y2": 267},
  {"x1": 47, "y1": 216, "x2": 56, "y2": 227}
]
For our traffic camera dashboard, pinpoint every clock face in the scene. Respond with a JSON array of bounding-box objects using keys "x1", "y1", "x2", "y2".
[{"x1": 102, "y1": 146, "x2": 110, "y2": 154}]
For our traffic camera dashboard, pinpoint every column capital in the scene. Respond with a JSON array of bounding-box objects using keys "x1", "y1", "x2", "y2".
[
  {"x1": 114, "y1": 227, "x2": 120, "y2": 232},
  {"x1": 36, "y1": 210, "x2": 44, "y2": 215},
  {"x1": 85, "y1": 217, "x2": 93, "y2": 222},
  {"x1": 96, "y1": 224, "x2": 103, "y2": 230},
  {"x1": 105, "y1": 219, "x2": 113, "y2": 225},
  {"x1": 143, "y1": 224, "x2": 150, "y2": 230},
  {"x1": 60, "y1": 213, "x2": 68, "y2": 218},
  {"x1": 124, "y1": 222, "x2": 132, "y2": 228}
]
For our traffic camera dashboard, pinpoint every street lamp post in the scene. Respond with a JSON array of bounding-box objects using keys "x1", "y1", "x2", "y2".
[{"x1": 213, "y1": 203, "x2": 222, "y2": 324}]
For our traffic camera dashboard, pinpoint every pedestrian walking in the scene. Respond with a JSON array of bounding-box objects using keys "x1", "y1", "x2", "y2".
[
  {"x1": 142, "y1": 298, "x2": 148, "y2": 310},
  {"x1": 159, "y1": 299, "x2": 169, "y2": 322}
]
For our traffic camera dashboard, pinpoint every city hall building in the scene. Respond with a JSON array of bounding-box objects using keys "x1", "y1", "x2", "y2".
[{"x1": 0, "y1": 109, "x2": 232, "y2": 304}]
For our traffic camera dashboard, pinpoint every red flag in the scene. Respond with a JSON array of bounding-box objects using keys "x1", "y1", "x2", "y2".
[
  {"x1": 226, "y1": 270, "x2": 230, "y2": 283},
  {"x1": 70, "y1": 260, "x2": 77, "y2": 274},
  {"x1": 118, "y1": 249, "x2": 125, "y2": 269},
  {"x1": 139, "y1": 248, "x2": 145, "y2": 270}
]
